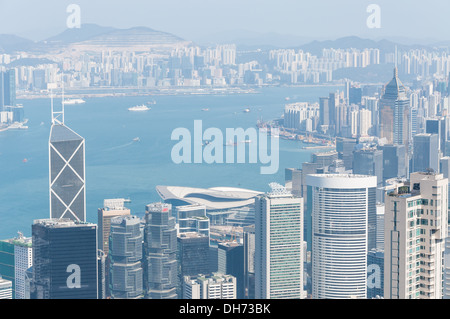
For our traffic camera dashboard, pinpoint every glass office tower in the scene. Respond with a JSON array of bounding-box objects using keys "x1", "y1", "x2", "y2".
[
  {"x1": 109, "y1": 215, "x2": 143, "y2": 299},
  {"x1": 49, "y1": 123, "x2": 86, "y2": 222},
  {"x1": 307, "y1": 174, "x2": 377, "y2": 299},
  {"x1": 144, "y1": 203, "x2": 177, "y2": 299},
  {"x1": 255, "y1": 184, "x2": 304, "y2": 299},
  {"x1": 30, "y1": 219, "x2": 97, "y2": 299}
]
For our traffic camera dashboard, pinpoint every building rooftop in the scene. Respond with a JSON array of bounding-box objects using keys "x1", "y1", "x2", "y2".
[
  {"x1": 49, "y1": 124, "x2": 83, "y2": 143},
  {"x1": 33, "y1": 218, "x2": 95, "y2": 228},
  {"x1": 382, "y1": 68, "x2": 408, "y2": 101},
  {"x1": 178, "y1": 232, "x2": 207, "y2": 239}
]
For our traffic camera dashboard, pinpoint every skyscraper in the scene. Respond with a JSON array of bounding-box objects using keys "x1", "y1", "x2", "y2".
[
  {"x1": 307, "y1": 174, "x2": 377, "y2": 299},
  {"x1": 336, "y1": 137, "x2": 357, "y2": 170},
  {"x1": 177, "y1": 232, "x2": 210, "y2": 296},
  {"x1": 0, "y1": 240, "x2": 15, "y2": 297},
  {"x1": 426, "y1": 117, "x2": 446, "y2": 155},
  {"x1": 380, "y1": 144, "x2": 407, "y2": 181},
  {"x1": 255, "y1": 183, "x2": 304, "y2": 299},
  {"x1": 49, "y1": 101, "x2": 86, "y2": 222},
  {"x1": 0, "y1": 69, "x2": 16, "y2": 110},
  {"x1": 0, "y1": 276, "x2": 12, "y2": 299},
  {"x1": 218, "y1": 242, "x2": 245, "y2": 299},
  {"x1": 144, "y1": 203, "x2": 178, "y2": 299},
  {"x1": 379, "y1": 68, "x2": 410, "y2": 150},
  {"x1": 109, "y1": 215, "x2": 144, "y2": 299},
  {"x1": 412, "y1": 133, "x2": 439, "y2": 173},
  {"x1": 97, "y1": 199, "x2": 131, "y2": 254},
  {"x1": 0, "y1": 233, "x2": 33, "y2": 300},
  {"x1": 352, "y1": 146, "x2": 383, "y2": 203},
  {"x1": 30, "y1": 219, "x2": 98, "y2": 299},
  {"x1": 175, "y1": 204, "x2": 210, "y2": 237},
  {"x1": 384, "y1": 172, "x2": 448, "y2": 299},
  {"x1": 12, "y1": 233, "x2": 32, "y2": 300},
  {"x1": 243, "y1": 225, "x2": 255, "y2": 299},
  {"x1": 97, "y1": 250, "x2": 106, "y2": 299},
  {"x1": 367, "y1": 249, "x2": 384, "y2": 299}
]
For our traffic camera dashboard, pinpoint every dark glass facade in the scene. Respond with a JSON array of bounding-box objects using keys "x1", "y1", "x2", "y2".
[
  {"x1": 0, "y1": 70, "x2": 16, "y2": 109},
  {"x1": 30, "y1": 219, "x2": 97, "y2": 299},
  {"x1": 380, "y1": 144, "x2": 407, "y2": 181},
  {"x1": 177, "y1": 233, "x2": 210, "y2": 297},
  {"x1": 353, "y1": 148, "x2": 383, "y2": 202},
  {"x1": 0, "y1": 241, "x2": 15, "y2": 297},
  {"x1": 412, "y1": 133, "x2": 439, "y2": 173},
  {"x1": 218, "y1": 242, "x2": 245, "y2": 299}
]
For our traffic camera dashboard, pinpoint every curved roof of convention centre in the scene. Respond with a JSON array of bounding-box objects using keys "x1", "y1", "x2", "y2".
[{"x1": 156, "y1": 186, "x2": 262, "y2": 211}]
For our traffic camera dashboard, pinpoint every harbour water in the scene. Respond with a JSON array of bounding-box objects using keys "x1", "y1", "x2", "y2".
[{"x1": 0, "y1": 86, "x2": 342, "y2": 238}]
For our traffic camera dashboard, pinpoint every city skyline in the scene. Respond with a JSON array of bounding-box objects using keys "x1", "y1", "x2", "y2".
[{"x1": 3, "y1": 0, "x2": 450, "y2": 303}]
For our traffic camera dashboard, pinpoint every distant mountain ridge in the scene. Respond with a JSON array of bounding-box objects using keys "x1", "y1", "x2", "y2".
[
  {"x1": 0, "y1": 34, "x2": 34, "y2": 53},
  {"x1": 43, "y1": 24, "x2": 117, "y2": 45},
  {"x1": 0, "y1": 26, "x2": 447, "y2": 54},
  {"x1": 1, "y1": 24, "x2": 190, "y2": 53}
]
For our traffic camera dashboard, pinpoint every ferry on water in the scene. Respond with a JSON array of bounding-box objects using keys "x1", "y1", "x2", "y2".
[
  {"x1": 128, "y1": 105, "x2": 150, "y2": 112},
  {"x1": 64, "y1": 99, "x2": 86, "y2": 105}
]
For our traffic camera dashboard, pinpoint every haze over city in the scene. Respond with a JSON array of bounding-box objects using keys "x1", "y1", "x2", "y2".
[
  {"x1": 2, "y1": 0, "x2": 450, "y2": 306},
  {"x1": 1, "y1": 0, "x2": 450, "y2": 45}
]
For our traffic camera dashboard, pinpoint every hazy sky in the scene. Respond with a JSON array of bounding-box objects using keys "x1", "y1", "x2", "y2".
[{"x1": 0, "y1": 0, "x2": 449, "y2": 42}]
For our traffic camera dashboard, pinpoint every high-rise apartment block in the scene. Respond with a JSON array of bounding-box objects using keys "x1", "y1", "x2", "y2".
[
  {"x1": 384, "y1": 172, "x2": 448, "y2": 299},
  {"x1": 183, "y1": 273, "x2": 236, "y2": 299}
]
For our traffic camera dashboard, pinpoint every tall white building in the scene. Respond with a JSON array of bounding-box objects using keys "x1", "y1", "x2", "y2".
[
  {"x1": 359, "y1": 108, "x2": 372, "y2": 136},
  {"x1": 385, "y1": 172, "x2": 448, "y2": 299},
  {"x1": 12, "y1": 233, "x2": 32, "y2": 299},
  {"x1": 255, "y1": 183, "x2": 305, "y2": 299},
  {"x1": 0, "y1": 276, "x2": 12, "y2": 299},
  {"x1": 183, "y1": 273, "x2": 236, "y2": 299},
  {"x1": 306, "y1": 174, "x2": 377, "y2": 299},
  {"x1": 376, "y1": 204, "x2": 385, "y2": 251}
]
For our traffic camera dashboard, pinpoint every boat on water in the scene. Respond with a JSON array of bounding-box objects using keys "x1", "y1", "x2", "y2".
[
  {"x1": 133, "y1": 137, "x2": 140, "y2": 142},
  {"x1": 8, "y1": 122, "x2": 28, "y2": 130},
  {"x1": 224, "y1": 140, "x2": 238, "y2": 146},
  {"x1": 202, "y1": 108, "x2": 209, "y2": 111},
  {"x1": 243, "y1": 108, "x2": 250, "y2": 113},
  {"x1": 64, "y1": 98, "x2": 86, "y2": 105},
  {"x1": 242, "y1": 139, "x2": 252, "y2": 143},
  {"x1": 128, "y1": 105, "x2": 150, "y2": 112}
]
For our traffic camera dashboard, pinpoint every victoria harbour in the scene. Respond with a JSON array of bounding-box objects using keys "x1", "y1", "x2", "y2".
[{"x1": 0, "y1": 86, "x2": 340, "y2": 238}]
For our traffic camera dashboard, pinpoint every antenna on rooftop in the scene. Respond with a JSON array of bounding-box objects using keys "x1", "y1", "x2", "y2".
[{"x1": 51, "y1": 79, "x2": 65, "y2": 125}]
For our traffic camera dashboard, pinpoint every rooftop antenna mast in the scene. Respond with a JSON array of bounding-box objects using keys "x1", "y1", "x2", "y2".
[
  {"x1": 395, "y1": 45, "x2": 398, "y2": 70},
  {"x1": 51, "y1": 78, "x2": 65, "y2": 125}
]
